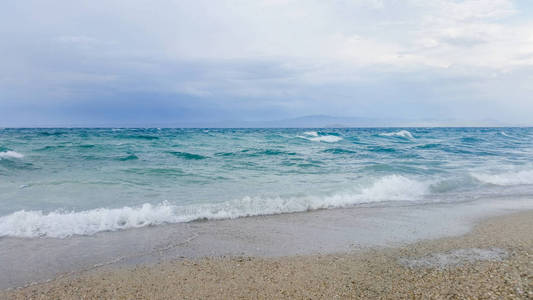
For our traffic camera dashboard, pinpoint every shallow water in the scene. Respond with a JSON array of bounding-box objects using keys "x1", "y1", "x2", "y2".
[{"x1": 1, "y1": 127, "x2": 532, "y2": 238}]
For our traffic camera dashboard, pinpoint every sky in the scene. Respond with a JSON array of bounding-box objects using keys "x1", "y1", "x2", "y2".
[{"x1": 1, "y1": 0, "x2": 533, "y2": 127}]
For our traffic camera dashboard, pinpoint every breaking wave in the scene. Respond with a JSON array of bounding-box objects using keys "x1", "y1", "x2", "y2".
[
  {"x1": 380, "y1": 130, "x2": 414, "y2": 139},
  {"x1": 0, "y1": 175, "x2": 429, "y2": 238},
  {"x1": 500, "y1": 131, "x2": 511, "y2": 138},
  {"x1": 0, "y1": 151, "x2": 24, "y2": 159},
  {"x1": 303, "y1": 131, "x2": 319, "y2": 137},
  {"x1": 298, "y1": 131, "x2": 343, "y2": 142},
  {"x1": 308, "y1": 135, "x2": 343, "y2": 142},
  {"x1": 472, "y1": 170, "x2": 533, "y2": 186}
]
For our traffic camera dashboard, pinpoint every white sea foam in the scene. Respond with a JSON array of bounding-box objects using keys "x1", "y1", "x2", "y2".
[
  {"x1": 0, "y1": 151, "x2": 24, "y2": 159},
  {"x1": 380, "y1": 130, "x2": 414, "y2": 139},
  {"x1": 0, "y1": 203, "x2": 178, "y2": 238},
  {"x1": 399, "y1": 248, "x2": 508, "y2": 269},
  {"x1": 472, "y1": 170, "x2": 533, "y2": 186},
  {"x1": 500, "y1": 131, "x2": 511, "y2": 137},
  {"x1": 303, "y1": 131, "x2": 319, "y2": 137},
  {"x1": 358, "y1": 175, "x2": 429, "y2": 201},
  {"x1": 299, "y1": 131, "x2": 342, "y2": 142},
  {"x1": 0, "y1": 175, "x2": 429, "y2": 238},
  {"x1": 308, "y1": 135, "x2": 343, "y2": 142}
]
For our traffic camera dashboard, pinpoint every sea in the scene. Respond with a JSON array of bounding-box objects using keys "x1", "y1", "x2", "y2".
[{"x1": 1, "y1": 127, "x2": 532, "y2": 238}]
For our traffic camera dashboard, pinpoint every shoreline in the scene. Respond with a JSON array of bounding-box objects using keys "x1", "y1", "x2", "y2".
[
  {"x1": 0, "y1": 206, "x2": 533, "y2": 299},
  {"x1": 2, "y1": 196, "x2": 532, "y2": 290},
  {"x1": 2, "y1": 207, "x2": 532, "y2": 298}
]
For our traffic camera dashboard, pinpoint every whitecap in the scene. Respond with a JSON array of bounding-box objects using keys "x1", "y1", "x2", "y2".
[
  {"x1": 308, "y1": 135, "x2": 343, "y2": 143},
  {"x1": 472, "y1": 170, "x2": 533, "y2": 186},
  {"x1": 358, "y1": 175, "x2": 429, "y2": 201},
  {"x1": 380, "y1": 130, "x2": 414, "y2": 139},
  {"x1": 499, "y1": 131, "x2": 515, "y2": 138},
  {"x1": 298, "y1": 132, "x2": 343, "y2": 142},
  {"x1": 0, "y1": 151, "x2": 24, "y2": 159}
]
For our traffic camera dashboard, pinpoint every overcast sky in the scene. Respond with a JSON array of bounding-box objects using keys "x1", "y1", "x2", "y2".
[{"x1": 1, "y1": 0, "x2": 533, "y2": 126}]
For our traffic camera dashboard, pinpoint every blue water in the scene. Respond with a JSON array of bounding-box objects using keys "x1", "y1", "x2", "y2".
[{"x1": 1, "y1": 128, "x2": 532, "y2": 238}]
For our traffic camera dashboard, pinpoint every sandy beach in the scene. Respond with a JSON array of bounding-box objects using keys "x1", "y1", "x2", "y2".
[{"x1": 2, "y1": 209, "x2": 531, "y2": 299}]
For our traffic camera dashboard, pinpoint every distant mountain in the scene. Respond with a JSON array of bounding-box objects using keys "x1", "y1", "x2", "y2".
[
  {"x1": 167, "y1": 115, "x2": 522, "y2": 128},
  {"x1": 9, "y1": 115, "x2": 522, "y2": 128},
  {"x1": 258, "y1": 115, "x2": 380, "y2": 128},
  {"x1": 132, "y1": 115, "x2": 384, "y2": 128}
]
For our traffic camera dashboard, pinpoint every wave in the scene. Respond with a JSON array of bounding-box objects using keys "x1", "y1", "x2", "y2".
[
  {"x1": 215, "y1": 149, "x2": 289, "y2": 157},
  {"x1": 0, "y1": 175, "x2": 430, "y2": 238},
  {"x1": 380, "y1": 130, "x2": 414, "y2": 139},
  {"x1": 121, "y1": 134, "x2": 159, "y2": 140},
  {"x1": 117, "y1": 154, "x2": 139, "y2": 161},
  {"x1": 500, "y1": 131, "x2": 511, "y2": 138},
  {"x1": 416, "y1": 143, "x2": 442, "y2": 150},
  {"x1": 36, "y1": 145, "x2": 96, "y2": 152},
  {"x1": 38, "y1": 131, "x2": 66, "y2": 136},
  {"x1": 0, "y1": 204, "x2": 178, "y2": 238},
  {"x1": 368, "y1": 146, "x2": 398, "y2": 153},
  {"x1": 298, "y1": 131, "x2": 343, "y2": 143},
  {"x1": 359, "y1": 175, "x2": 428, "y2": 200},
  {"x1": 0, "y1": 151, "x2": 24, "y2": 159},
  {"x1": 472, "y1": 170, "x2": 533, "y2": 186},
  {"x1": 215, "y1": 151, "x2": 238, "y2": 157},
  {"x1": 498, "y1": 131, "x2": 520, "y2": 140},
  {"x1": 298, "y1": 135, "x2": 343, "y2": 142},
  {"x1": 168, "y1": 151, "x2": 208, "y2": 160},
  {"x1": 123, "y1": 167, "x2": 186, "y2": 177},
  {"x1": 460, "y1": 137, "x2": 482, "y2": 143},
  {"x1": 78, "y1": 144, "x2": 96, "y2": 149},
  {"x1": 323, "y1": 148, "x2": 357, "y2": 154},
  {"x1": 308, "y1": 135, "x2": 343, "y2": 142},
  {"x1": 440, "y1": 146, "x2": 496, "y2": 156},
  {"x1": 35, "y1": 145, "x2": 66, "y2": 151},
  {"x1": 303, "y1": 131, "x2": 319, "y2": 137},
  {"x1": 255, "y1": 149, "x2": 297, "y2": 156}
]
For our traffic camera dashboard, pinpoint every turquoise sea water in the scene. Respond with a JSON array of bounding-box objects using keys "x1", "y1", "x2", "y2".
[{"x1": 1, "y1": 128, "x2": 532, "y2": 238}]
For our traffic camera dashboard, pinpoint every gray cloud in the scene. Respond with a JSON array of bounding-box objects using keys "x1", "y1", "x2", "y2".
[{"x1": 1, "y1": 0, "x2": 533, "y2": 126}]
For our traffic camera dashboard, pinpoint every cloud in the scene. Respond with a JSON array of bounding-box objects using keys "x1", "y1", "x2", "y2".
[{"x1": 0, "y1": 0, "x2": 532, "y2": 126}]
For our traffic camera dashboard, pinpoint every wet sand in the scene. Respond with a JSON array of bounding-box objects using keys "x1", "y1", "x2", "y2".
[
  {"x1": 2, "y1": 209, "x2": 532, "y2": 299},
  {"x1": 1, "y1": 196, "x2": 532, "y2": 290}
]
